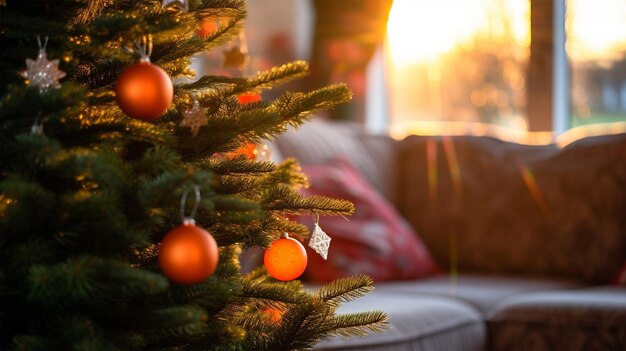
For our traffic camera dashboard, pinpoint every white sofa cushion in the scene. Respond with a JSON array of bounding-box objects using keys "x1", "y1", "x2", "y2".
[{"x1": 315, "y1": 290, "x2": 485, "y2": 351}]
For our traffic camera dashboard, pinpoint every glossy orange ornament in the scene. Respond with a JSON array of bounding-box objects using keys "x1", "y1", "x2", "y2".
[
  {"x1": 159, "y1": 222, "x2": 219, "y2": 284},
  {"x1": 264, "y1": 235, "x2": 307, "y2": 281},
  {"x1": 115, "y1": 59, "x2": 173, "y2": 121},
  {"x1": 237, "y1": 92, "x2": 261, "y2": 105}
]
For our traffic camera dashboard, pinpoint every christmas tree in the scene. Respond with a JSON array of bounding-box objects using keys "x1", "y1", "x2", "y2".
[{"x1": 0, "y1": 1, "x2": 387, "y2": 350}]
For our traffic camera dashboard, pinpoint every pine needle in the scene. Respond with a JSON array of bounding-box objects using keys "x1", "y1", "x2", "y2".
[
  {"x1": 323, "y1": 311, "x2": 389, "y2": 338},
  {"x1": 317, "y1": 274, "x2": 375, "y2": 305}
]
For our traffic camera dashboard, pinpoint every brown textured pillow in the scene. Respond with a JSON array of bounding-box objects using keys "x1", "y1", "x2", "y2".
[{"x1": 396, "y1": 134, "x2": 626, "y2": 284}]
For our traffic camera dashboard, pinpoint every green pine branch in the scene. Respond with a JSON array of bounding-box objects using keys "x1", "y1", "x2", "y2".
[
  {"x1": 243, "y1": 278, "x2": 308, "y2": 304},
  {"x1": 271, "y1": 84, "x2": 353, "y2": 127},
  {"x1": 319, "y1": 311, "x2": 389, "y2": 338},
  {"x1": 73, "y1": 0, "x2": 116, "y2": 25},
  {"x1": 317, "y1": 274, "x2": 376, "y2": 306},
  {"x1": 28, "y1": 256, "x2": 168, "y2": 307},
  {"x1": 262, "y1": 187, "x2": 355, "y2": 216},
  {"x1": 208, "y1": 158, "x2": 276, "y2": 175}
]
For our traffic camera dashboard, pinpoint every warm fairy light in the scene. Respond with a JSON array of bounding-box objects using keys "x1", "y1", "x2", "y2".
[
  {"x1": 263, "y1": 307, "x2": 283, "y2": 323},
  {"x1": 0, "y1": 195, "x2": 16, "y2": 213},
  {"x1": 237, "y1": 92, "x2": 261, "y2": 104},
  {"x1": 68, "y1": 35, "x2": 91, "y2": 46},
  {"x1": 228, "y1": 142, "x2": 257, "y2": 160}
]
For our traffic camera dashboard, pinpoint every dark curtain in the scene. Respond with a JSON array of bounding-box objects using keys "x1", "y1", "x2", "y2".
[{"x1": 309, "y1": 0, "x2": 394, "y2": 121}]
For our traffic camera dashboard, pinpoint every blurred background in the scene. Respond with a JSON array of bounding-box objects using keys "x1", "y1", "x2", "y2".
[{"x1": 210, "y1": 0, "x2": 626, "y2": 144}]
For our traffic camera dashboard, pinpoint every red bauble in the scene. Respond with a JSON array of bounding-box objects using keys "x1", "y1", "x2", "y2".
[
  {"x1": 159, "y1": 222, "x2": 219, "y2": 284},
  {"x1": 264, "y1": 235, "x2": 307, "y2": 281},
  {"x1": 115, "y1": 60, "x2": 173, "y2": 121},
  {"x1": 237, "y1": 92, "x2": 261, "y2": 105}
]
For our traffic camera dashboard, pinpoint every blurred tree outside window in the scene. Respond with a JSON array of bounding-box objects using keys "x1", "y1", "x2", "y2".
[
  {"x1": 567, "y1": 0, "x2": 626, "y2": 129},
  {"x1": 384, "y1": 0, "x2": 530, "y2": 140}
]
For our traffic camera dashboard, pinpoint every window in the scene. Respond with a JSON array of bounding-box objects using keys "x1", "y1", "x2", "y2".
[{"x1": 375, "y1": 0, "x2": 626, "y2": 144}]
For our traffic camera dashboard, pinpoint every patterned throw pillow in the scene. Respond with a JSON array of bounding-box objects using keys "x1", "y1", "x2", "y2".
[{"x1": 299, "y1": 157, "x2": 441, "y2": 283}]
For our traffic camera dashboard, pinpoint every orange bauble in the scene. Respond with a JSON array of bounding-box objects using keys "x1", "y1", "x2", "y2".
[
  {"x1": 264, "y1": 235, "x2": 307, "y2": 281},
  {"x1": 115, "y1": 60, "x2": 173, "y2": 121},
  {"x1": 159, "y1": 222, "x2": 219, "y2": 284}
]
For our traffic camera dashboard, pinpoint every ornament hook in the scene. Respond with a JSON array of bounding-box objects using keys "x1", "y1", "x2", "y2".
[
  {"x1": 180, "y1": 185, "x2": 201, "y2": 225},
  {"x1": 31, "y1": 115, "x2": 44, "y2": 135},
  {"x1": 133, "y1": 35, "x2": 153, "y2": 62},
  {"x1": 36, "y1": 35, "x2": 49, "y2": 55}
]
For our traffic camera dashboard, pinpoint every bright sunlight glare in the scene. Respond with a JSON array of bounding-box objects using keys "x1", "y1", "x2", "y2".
[
  {"x1": 387, "y1": 0, "x2": 485, "y2": 65},
  {"x1": 387, "y1": 0, "x2": 626, "y2": 65},
  {"x1": 568, "y1": 0, "x2": 626, "y2": 60}
]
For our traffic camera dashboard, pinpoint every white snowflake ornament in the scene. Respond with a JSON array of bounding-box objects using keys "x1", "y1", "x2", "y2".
[
  {"x1": 180, "y1": 100, "x2": 208, "y2": 136},
  {"x1": 21, "y1": 37, "x2": 65, "y2": 94},
  {"x1": 309, "y1": 223, "x2": 331, "y2": 260}
]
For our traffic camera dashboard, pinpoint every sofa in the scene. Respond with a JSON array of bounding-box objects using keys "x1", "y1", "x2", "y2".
[{"x1": 270, "y1": 119, "x2": 626, "y2": 351}]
